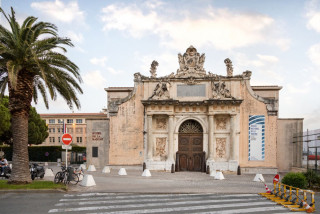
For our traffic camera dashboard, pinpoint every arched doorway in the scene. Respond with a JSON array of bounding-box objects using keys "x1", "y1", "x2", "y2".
[{"x1": 176, "y1": 119, "x2": 205, "y2": 172}]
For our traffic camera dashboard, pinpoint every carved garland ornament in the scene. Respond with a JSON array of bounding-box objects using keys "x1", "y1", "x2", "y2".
[
  {"x1": 216, "y1": 138, "x2": 226, "y2": 158},
  {"x1": 216, "y1": 118, "x2": 227, "y2": 130},
  {"x1": 155, "y1": 137, "x2": 166, "y2": 157}
]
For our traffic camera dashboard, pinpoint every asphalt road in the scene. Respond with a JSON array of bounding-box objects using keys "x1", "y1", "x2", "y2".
[{"x1": 1, "y1": 192, "x2": 317, "y2": 214}]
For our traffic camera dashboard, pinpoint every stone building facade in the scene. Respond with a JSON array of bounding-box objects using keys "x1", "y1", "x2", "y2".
[{"x1": 104, "y1": 46, "x2": 303, "y2": 173}]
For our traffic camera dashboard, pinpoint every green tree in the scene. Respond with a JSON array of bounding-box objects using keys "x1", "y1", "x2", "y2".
[
  {"x1": 0, "y1": 8, "x2": 82, "y2": 184},
  {"x1": 0, "y1": 96, "x2": 49, "y2": 145},
  {"x1": 0, "y1": 96, "x2": 10, "y2": 137},
  {"x1": 28, "y1": 107, "x2": 49, "y2": 145}
]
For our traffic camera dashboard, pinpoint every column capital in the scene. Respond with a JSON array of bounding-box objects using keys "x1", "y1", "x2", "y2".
[{"x1": 147, "y1": 114, "x2": 153, "y2": 117}]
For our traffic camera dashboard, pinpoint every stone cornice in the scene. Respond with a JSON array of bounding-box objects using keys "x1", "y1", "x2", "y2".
[{"x1": 141, "y1": 99, "x2": 243, "y2": 106}]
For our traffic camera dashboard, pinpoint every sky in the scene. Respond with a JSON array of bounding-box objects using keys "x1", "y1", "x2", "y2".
[{"x1": 1, "y1": 0, "x2": 320, "y2": 131}]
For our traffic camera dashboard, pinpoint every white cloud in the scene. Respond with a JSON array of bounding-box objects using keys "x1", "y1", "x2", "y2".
[
  {"x1": 306, "y1": 0, "x2": 320, "y2": 33},
  {"x1": 31, "y1": 0, "x2": 85, "y2": 24},
  {"x1": 101, "y1": 3, "x2": 288, "y2": 51},
  {"x1": 257, "y1": 54, "x2": 279, "y2": 63},
  {"x1": 137, "y1": 52, "x2": 177, "y2": 77},
  {"x1": 286, "y1": 83, "x2": 311, "y2": 94},
  {"x1": 82, "y1": 70, "x2": 107, "y2": 90},
  {"x1": 67, "y1": 31, "x2": 83, "y2": 43},
  {"x1": 106, "y1": 67, "x2": 123, "y2": 75},
  {"x1": 308, "y1": 43, "x2": 320, "y2": 66},
  {"x1": 90, "y1": 56, "x2": 108, "y2": 67}
]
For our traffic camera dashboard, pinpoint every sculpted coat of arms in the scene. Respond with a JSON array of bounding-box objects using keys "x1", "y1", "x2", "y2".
[{"x1": 176, "y1": 46, "x2": 206, "y2": 77}]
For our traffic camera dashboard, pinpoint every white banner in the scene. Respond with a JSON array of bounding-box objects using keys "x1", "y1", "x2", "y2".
[
  {"x1": 249, "y1": 115, "x2": 265, "y2": 161},
  {"x1": 62, "y1": 145, "x2": 72, "y2": 150}
]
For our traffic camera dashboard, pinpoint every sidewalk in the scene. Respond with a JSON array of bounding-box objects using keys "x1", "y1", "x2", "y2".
[{"x1": 45, "y1": 164, "x2": 277, "y2": 194}]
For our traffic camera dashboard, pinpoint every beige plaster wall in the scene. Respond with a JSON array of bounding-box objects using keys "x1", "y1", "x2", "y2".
[
  {"x1": 239, "y1": 81, "x2": 278, "y2": 168},
  {"x1": 277, "y1": 119, "x2": 303, "y2": 171},
  {"x1": 109, "y1": 84, "x2": 144, "y2": 165}
]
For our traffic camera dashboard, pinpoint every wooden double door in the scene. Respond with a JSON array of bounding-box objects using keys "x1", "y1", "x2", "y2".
[{"x1": 176, "y1": 134, "x2": 205, "y2": 172}]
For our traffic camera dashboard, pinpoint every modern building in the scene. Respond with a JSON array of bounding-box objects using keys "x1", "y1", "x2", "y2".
[
  {"x1": 88, "y1": 46, "x2": 303, "y2": 173},
  {"x1": 40, "y1": 113, "x2": 108, "y2": 147}
]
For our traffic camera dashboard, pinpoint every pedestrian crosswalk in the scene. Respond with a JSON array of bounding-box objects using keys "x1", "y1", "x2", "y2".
[{"x1": 48, "y1": 193, "x2": 305, "y2": 214}]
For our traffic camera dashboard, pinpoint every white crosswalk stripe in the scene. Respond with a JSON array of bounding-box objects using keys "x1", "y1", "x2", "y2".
[{"x1": 48, "y1": 193, "x2": 305, "y2": 214}]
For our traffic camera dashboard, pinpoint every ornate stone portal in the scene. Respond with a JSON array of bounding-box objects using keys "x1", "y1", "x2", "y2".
[{"x1": 105, "y1": 45, "x2": 300, "y2": 174}]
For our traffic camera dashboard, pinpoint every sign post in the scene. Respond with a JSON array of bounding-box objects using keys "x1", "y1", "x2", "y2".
[{"x1": 61, "y1": 133, "x2": 72, "y2": 168}]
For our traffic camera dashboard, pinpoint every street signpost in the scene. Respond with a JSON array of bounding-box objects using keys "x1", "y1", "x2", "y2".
[{"x1": 62, "y1": 133, "x2": 72, "y2": 167}]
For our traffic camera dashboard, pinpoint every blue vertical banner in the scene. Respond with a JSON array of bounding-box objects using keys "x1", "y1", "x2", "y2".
[{"x1": 248, "y1": 115, "x2": 265, "y2": 161}]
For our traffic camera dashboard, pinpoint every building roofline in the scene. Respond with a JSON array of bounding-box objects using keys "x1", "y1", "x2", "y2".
[
  {"x1": 252, "y1": 85, "x2": 283, "y2": 90},
  {"x1": 104, "y1": 87, "x2": 134, "y2": 92},
  {"x1": 278, "y1": 118, "x2": 304, "y2": 120}
]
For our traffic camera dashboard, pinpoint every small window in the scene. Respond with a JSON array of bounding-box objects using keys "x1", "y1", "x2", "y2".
[
  {"x1": 57, "y1": 128, "x2": 60, "y2": 133},
  {"x1": 92, "y1": 147, "x2": 98, "y2": 157},
  {"x1": 52, "y1": 128, "x2": 55, "y2": 133},
  {"x1": 49, "y1": 119, "x2": 55, "y2": 124},
  {"x1": 77, "y1": 137, "x2": 82, "y2": 143},
  {"x1": 76, "y1": 119, "x2": 83, "y2": 124},
  {"x1": 58, "y1": 137, "x2": 61, "y2": 143},
  {"x1": 67, "y1": 119, "x2": 73, "y2": 123},
  {"x1": 76, "y1": 128, "x2": 83, "y2": 133},
  {"x1": 58, "y1": 119, "x2": 64, "y2": 124}
]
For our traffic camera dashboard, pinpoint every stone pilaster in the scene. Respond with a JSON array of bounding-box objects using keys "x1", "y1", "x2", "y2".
[
  {"x1": 208, "y1": 114, "x2": 215, "y2": 161},
  {"x1": 147, "y1": 115, "x2": 153, "y2": 160},
  {"x1": 230, "y1": 114, "x2": 236, "y2": 160},
  {"x1": 168, "y1": 115, "x2": 174, "y2": 162}
]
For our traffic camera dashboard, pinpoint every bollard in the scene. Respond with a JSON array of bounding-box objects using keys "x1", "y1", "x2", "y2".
[
  {"x1": 237, "y1": 165, "x2": 241, "y2": 175},
  {"x1": 143, "y1": 162, "x2": 146, "y2": 171},
  {"x1": 171, "y1": 164, "x2": 175, "y2": 173},
  {"x1": 206, "y1": 165, "x2": 210, "y2": 174}
]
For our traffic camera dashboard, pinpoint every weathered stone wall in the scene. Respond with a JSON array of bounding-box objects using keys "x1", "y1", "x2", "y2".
[
  {"x1": 108, "y1": 83, "x2": 144, "y2": 165},
  {"x1": 277, "y1": 119, "x2": 303, "y2": 171},
  {"x1": 239, "y1": 80, "x2": 278, "y2": 168},
  {"x1": 86, "y1": 118, "x2": 109, "y2": 168}
]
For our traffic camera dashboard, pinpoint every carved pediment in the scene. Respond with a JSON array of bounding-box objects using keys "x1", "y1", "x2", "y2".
[{"x1": 176, "y1": 45, "x2": 206, "y2": 78}]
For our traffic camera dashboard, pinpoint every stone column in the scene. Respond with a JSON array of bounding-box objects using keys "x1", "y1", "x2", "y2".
[
  {"x1": 230, "y1": 114, "x2": 236, "y2": 160},
  {"x1": 168, "y1": 115, "x2": 174, "y2": 162},
  {"x1": 147, "y1": 115, "x2": 153, "y2": 160},
  {"x1": 208, "y1": 114, "x2": 215, "y2": 160}
]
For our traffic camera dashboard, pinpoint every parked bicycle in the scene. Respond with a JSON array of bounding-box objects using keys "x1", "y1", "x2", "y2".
[{"x1": 54, "y1": 166, "x2": 79, "y2": 185}]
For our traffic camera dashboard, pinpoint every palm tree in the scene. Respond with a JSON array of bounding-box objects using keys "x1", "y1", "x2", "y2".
[{"x1": 0, "y1": 8, "x2": 83, "y2": 184}]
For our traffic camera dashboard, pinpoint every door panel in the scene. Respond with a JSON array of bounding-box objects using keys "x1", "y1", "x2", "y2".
[{"x1": 177, "y1": 134, "x2": 203, "y2": 172}]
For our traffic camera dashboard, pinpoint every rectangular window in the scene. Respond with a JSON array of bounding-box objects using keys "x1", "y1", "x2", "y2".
[
  {"x1": 76, "y1": 119, "x2": 83, "y2": 124},
  {"x1": 67, "y1": 119, "x2": 73, "y2": 124},
  {"x1": 58, "y1": 119, "x2": 64, "y2": 124},
  {"x1": 68, "y1": 128, "x2": 73, "y2": 133},
  {"x1": 58, "y1": 137, "x2": 61, "y2": 143},
  {"x1": 57, "y1": 128, "x2": 60, "y2": 133},
  {"x1": 77, "y1": 137, "x2": 83, "y2": 143},
  {"x1": 52, "y1": 128, "x2": 55, "y2": 133},
  {"x1": 76, "y1": 128, "x2": 83, "y2": 133},
  {"x1": 92, "y1": 147, "x2": 98, "y2": 157},
  {"x1": 49, "y1": 119, "x2": 55, "y2": 124},
  {"x1": 49, "y1": 137, "x2": 55, "y2": 143}
]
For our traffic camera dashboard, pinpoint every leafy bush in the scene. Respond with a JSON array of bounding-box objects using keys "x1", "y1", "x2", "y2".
[
  {"x1": 282, "y1": 172, "x2": 308, "y2": 189},
  {"x1": 303, "y1": 170, "x2": 320, "y2": 187}
]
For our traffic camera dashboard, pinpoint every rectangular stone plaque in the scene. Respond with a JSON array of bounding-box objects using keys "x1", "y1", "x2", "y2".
[{"x1": 177, "y1": 84, "x2": 206, "y2": 97}]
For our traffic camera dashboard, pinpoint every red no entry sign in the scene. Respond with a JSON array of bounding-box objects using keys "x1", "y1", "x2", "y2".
[{"x1": 61, "y1": 133, "x2": 72, "y2": 145}]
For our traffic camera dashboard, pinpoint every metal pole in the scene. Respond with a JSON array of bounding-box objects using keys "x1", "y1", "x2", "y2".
[
  {"x1": 66, "y1": 148, "x2": 68, "y2": 168},
  {"x1": 315, "y1": 147, "x2": 318, "y2": 173},
  {"x1": 307, "y1": 129, "x2": 309, "y2": 171}
]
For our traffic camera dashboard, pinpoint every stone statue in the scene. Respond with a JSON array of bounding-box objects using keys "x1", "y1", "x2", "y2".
[
  {"x1": 148, "y1": 80, "x2": 171, "y2": 100},
  {"x1": 212, "y1": 79, "x2": 234, "y2": 99},
  {"x1": 176, "y1": 46, "x2": 206, "y2": 77},
  {"x1": 150, "y1": 60, "x2": 159, "y2": 78},
  {"x1": 224, "y1": 58, "x2": 233, "y2": 77}
]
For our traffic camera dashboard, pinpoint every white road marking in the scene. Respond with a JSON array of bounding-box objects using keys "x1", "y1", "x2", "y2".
[
  {"x1": 55, "y1": 196, "x2": 264, "y2": 206},
  {"x1": 194, "y1": 206, "x2": 288, "y2": 214},
  {"x1": 60, "y1": 193, "x2": 259, "y2": 202},
  {"x1": 49, "y1": 200, "x2": 275, "y2": 213},
  {"x1": 88, "y1": 201, "x2": 280, "y2": 214}
]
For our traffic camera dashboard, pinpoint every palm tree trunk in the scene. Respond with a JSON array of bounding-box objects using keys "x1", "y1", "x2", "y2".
[
  {"x1": 8, "y1": 111, "x2": 32, "y2": 184},
  {"x1": 8, "y1": 72, "x2": 33, "y2": 184}
]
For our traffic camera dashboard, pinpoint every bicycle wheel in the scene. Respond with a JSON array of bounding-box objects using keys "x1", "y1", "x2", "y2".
[
  {"x1": 63, "y1": 172, "x2": 69, "y2": 184},
  {"x1": 54, "y1": 172, "x2": 62, "y2": 184},
  {"x1": 69, "y1": 173, "x2": 79, "y2": 185}
]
